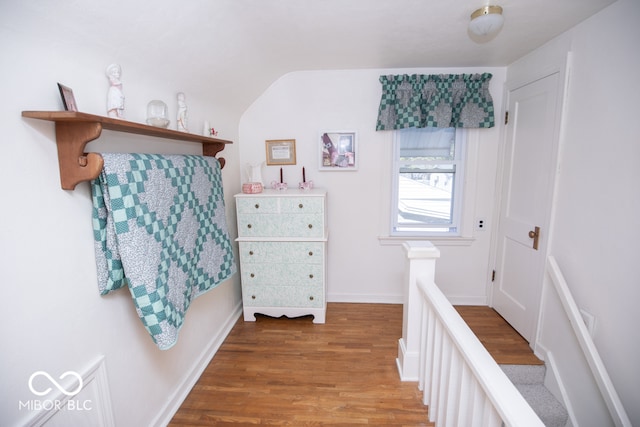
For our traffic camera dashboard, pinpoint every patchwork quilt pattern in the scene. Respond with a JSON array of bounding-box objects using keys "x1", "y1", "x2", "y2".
[
  {"x1": 91, "y1": 153, "x2": 236, "y2": 350},
  {"x1": 376, "y1": 73, "x2": 495, "y2": 130}
]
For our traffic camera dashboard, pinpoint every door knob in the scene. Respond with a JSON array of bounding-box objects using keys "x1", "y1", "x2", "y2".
[{"x1": 528, "y1": 226, "x2": 540, "y2": 250}]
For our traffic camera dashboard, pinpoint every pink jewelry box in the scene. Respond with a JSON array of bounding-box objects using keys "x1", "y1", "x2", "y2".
[{"x1": 242, "y1": 182, "x2": 263, "y2": 194}]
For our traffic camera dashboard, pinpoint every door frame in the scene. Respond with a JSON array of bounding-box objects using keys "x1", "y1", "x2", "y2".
[{"x1": 487, "y1": 52, "x2": 572, "y2": 352}]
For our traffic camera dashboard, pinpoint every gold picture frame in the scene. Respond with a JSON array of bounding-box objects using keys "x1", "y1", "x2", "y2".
[{"x1": 265, "y1": 139, "x2": 297, "y2": 165}]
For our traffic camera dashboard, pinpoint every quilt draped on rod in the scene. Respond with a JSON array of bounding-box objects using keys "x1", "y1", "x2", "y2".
[
  {"x1": 91, "y1": 153, "x2": 236, "y2": 350},
  {"x1": 376, "y1": 73, "x2": 495, "y2": 130}
]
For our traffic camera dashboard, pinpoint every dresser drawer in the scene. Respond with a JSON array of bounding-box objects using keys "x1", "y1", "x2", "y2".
[
  {"x1": 237, "y1": 213, "x2": 324, "y2": 238},
  {"x1": 241, "y1": 263, "x2": 324, "y2": 286},
  {"x1": 239, "y1": 241, "x2": 324, "y2": 264},
  {"x1": 242, "y1": 285, "x2": 324, "y2": 308},
  {"x1": 280, "y1": 197, "x2": 324, "y2": 213},
  {"x1": 236, "y1": 197, "x2": 279, "y2": 214}
]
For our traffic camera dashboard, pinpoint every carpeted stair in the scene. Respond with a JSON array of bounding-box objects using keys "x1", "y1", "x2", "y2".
[{"x1": 500, "y1": 364, "x2": 568, "y2": 427}]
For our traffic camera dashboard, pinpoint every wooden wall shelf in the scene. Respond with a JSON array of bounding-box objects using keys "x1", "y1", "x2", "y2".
[{"x1": 22, "y1": 111, "x2": 233, "y2": 190}]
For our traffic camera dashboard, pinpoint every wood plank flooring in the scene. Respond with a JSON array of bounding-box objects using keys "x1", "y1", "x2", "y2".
[
  {"x1": 169, "y1": 303, "x2": 540, "y2": 426},
  {"x1": 170, "y1": 303, "x2": 430, "y2": 426},
  {"x1": 455, "y1": 305, "x2": 543, "y2": 365}
]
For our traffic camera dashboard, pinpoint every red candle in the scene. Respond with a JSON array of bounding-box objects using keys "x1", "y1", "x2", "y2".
[
  {"x1": 302, "y1": 167, "x2": 306, "y2": 183},
  {"x1": 280, "y1": 167, "x2": 283, "y2": 183}
]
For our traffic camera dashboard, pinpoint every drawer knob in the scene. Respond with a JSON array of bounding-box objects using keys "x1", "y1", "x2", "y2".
[
  {"x1": 254, "y1": 204, "x2": 260, "y2": 209},
  {"x1": 309, "y1": 274, "x2": 314, "y2": 279},
  {"x1": 308, "y1": 224, "x2": 313, "y2": 229},
  {"x1": 308, "y1": 251, "x2": 313, "y2": 256},
  {"x1": 250, "y1": 273, "x2": 255, "y2": 278},
  {"x1": 298, "y1": 203, "x2": 303, "y2": 209},
  {"x1": 249, "y1": 251, "x2": 254, "y2": 255},
  {"x1": 309, "y1": 296, "x2": 314, "y2": 301},
  {"x1": 251, "y1": 295, "x2": 256, "y2": 300},
  {"x1": 247, "y1": 224, "x2": 252, "y2": 229}
]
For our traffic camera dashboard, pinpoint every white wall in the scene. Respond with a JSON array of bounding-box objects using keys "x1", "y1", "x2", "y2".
[
  {"x1": 0, "y1": 12, "x2": 242, "y2": 427},
  {"x1": 239, "y1": 68, "x2": 505, "y2": 304},
  {"x1": 515, "y1": 0, "x2": 640, "y2": 423},
  {"x1": 6, "y1": 0, "x2": 636, "y2": 423}
]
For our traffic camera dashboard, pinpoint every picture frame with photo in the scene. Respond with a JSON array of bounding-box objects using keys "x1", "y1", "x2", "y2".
[
  {"x1": 265, "y1": 139, "x2": 297, "y2": 165},
  {"x1": 319, "y1": 131, "x2": 357, "y2": 171},
  {"x1": 57, "y1": 83, "x2": 78, "y2": 112}
]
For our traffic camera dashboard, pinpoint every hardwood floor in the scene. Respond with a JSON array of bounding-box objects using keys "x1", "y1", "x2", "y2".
[
  {"x1": 170, "y1": 303, "x2": 431, "y2": 426},
  {"x1": 169, "y1": 303, "x2": 540, "y2": 426},
  {"x1": 455, "y1": 305, "x2": 543, "y2": 365}
]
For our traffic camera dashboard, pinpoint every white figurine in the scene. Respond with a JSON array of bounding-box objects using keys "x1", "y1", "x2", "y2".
[
  {"x1": 105, "y1": 64, "x2": 124, "y2": 118},
  {"x1": 177, "y1": 92, "x2": 188, "y2": 132}
]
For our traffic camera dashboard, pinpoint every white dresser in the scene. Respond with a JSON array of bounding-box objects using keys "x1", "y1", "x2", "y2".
[{"x1": 234, "y1": 189, "x2": 327, "y2": 323}]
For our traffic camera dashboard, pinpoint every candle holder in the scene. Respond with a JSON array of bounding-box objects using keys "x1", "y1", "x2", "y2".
[
  {"x1": 271, "y1": 181, "x2": 288, "y2": 191},
  {"x1": 299, "y1": 181, "x2": 314, "y2": 190}
]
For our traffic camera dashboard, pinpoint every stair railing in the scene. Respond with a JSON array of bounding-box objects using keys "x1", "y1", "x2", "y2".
[
  {"x1": 416, "y1": 275, "x2": 544, "y2": 426},
  {"x1": 399, "y1": 241, "x2": 544, "y2": 426},
  {"x1": 546, "y1": 256, "x2": 631, "y2": 427}
]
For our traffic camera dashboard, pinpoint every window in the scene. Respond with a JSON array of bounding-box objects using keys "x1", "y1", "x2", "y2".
[{"x1": 391, "y1": 127, "x2": 465, "y2": 236}]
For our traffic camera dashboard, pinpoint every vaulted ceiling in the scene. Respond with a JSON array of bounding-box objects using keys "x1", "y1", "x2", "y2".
[{"x1": 5, "y1": 0, "x2": 616, "y2": 113}]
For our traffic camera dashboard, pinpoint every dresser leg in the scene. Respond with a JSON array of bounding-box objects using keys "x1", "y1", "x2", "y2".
[
  {"x1": 312, "y1": 310, "x2": 326, "y2": 324},
  {"x1": 243, "y1": 309, "x2": 257, "y2": 322}
]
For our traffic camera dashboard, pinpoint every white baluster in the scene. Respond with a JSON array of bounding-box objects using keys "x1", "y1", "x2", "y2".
[
  {"x1": 429, "y1": 318, "x2": 443, "y2": 423},
  {"x1": 456, "y1": 363, "x2": 474, "y2": 427},
  {"x1": 418, "y1": 300, "x2": 428, "y2": 392},
  {"x1": 437, "y1": 334, "x2": 453, "y2": 425},
  {"x1": 444, "y1": 349, "x2": 463, "y2": 427}
]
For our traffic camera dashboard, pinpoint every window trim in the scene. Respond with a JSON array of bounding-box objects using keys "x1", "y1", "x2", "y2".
[{"x1": 389, "y1": 128, "x2": 467, "y2": 237}]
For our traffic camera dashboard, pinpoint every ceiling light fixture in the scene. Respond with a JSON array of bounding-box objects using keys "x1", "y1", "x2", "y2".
[{"x1": 468, "y1": 5, "x2": 504, "y2": 37}]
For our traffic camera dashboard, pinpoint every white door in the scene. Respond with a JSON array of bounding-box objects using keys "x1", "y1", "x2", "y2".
[{"x1": 492, "y1": 73, "x2": 562, "y2": 343}]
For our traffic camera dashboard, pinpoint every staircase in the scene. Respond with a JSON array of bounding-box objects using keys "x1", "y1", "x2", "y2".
[
  {"x1": 500, "y1": 364, "x2": 568, "y2": 427},
  {"x1": 402, "y1": 245, "x2": 630, "y2": 426}
]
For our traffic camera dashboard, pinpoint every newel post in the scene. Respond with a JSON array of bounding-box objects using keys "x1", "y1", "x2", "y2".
[{"x1": 397, "y1": 241, "x2": 440, "y2": 381}]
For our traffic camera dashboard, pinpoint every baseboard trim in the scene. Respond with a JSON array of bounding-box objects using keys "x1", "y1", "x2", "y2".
[
  {"x1": 327, "y1": 293, "x2": 403, "y2": 304},
  {"x1": 447, "y1": 295, "x2": 487, "y2": 306},
  {"x1": 327, "y1": 294, "x2": 486, "y2": 306},
  {"x1": 538, "y1": 346, "x2": 578, "y2": 427},
  {"x1": 152, "y1": 301, "x2": 242, "y2": 427}
]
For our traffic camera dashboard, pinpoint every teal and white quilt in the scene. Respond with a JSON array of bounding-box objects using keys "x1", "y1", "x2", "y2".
[{"x1": 91, "y1": 153, "x2": 236, "y2": 350}]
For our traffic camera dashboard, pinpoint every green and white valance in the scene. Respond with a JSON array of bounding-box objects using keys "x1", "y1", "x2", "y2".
[{"x1": 376, "y1": 73, "x2": 495, "y2": 130}]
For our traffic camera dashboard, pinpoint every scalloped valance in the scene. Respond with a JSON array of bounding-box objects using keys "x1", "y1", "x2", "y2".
[{"x1": 376, "y1": 73, "x2": 495, "y2": 130}]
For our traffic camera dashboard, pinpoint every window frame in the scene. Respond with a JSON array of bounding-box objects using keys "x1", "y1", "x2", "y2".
[{"x1": 390, "y1": 127, "x2": 467, "y2": 237}]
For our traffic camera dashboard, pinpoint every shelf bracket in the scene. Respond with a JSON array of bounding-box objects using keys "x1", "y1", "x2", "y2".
[
  {"x1": 22, "y1": 111, "x2": 233, "y2": 190},
  {"x1": 55, "y1": 121, "x2": 104, "y2": 190},
  {"x1": 202, "y1": 143, "x2": 226, "y2": 169}
]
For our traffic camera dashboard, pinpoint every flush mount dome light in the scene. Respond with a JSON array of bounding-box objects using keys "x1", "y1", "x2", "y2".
[{"x1": 469, "y1": 5, "x2": 504, "y2": 37}]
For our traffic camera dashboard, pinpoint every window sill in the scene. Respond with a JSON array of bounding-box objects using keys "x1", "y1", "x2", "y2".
[{"x1": 378, "y1": 235, "x2": 476, "y2": 247}]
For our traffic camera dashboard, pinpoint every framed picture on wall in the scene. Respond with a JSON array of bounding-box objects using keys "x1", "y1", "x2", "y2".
[
  {"x1": 319, "y1": 131, "x2": 357, "y2": 171},
  {"x1": 57, "y1": 83, "x2": 78, "y2": 112},
  {"x1": 266, "y1": 139, "x2": 296, "y2": 165}
]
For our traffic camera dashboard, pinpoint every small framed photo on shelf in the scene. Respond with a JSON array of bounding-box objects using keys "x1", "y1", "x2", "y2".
[
  {"x1": 57, "y1": 83, "x2": 78, "y2": 112},
  {"x1": 319, "y1": 131, "x2": 357, "y2": 171},
  {"x1": 266, "y1": 139, "x2": 297, "y2": 165}
]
